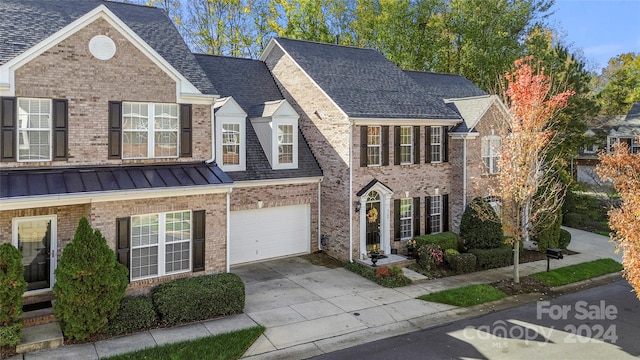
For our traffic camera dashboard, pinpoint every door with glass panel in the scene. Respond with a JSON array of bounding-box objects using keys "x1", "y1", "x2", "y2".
[{"x1": 13, "y1": 216, "x2": 57, "y2": 292}]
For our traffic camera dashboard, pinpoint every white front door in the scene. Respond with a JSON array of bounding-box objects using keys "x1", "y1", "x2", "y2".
[
  {"x1": 12, "y1": 215, "x2": 57, "y2": 293},
  {"x1": 359, "y1": 184, "x2": 393, "y2": 259}
]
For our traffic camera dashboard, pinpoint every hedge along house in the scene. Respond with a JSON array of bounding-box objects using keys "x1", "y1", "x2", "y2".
[{"x1": 0, "y1": 0, "x2": 322, "y2": 304}]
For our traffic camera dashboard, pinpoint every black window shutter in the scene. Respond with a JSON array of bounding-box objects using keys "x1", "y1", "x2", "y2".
[
  {"x1": 425, "y1": 196, "x2": 432, "y2": 234},
  {"x1": 180, "y1": 104, "x2": 192, "y2": 157},
  {"x1": 393, "y1": 126, "x2": 401, "y2": 165},
  {"x1": 413, "y1": 126, "x2": 420, "y2": 164},
  {"x1": 425, "y1": 126, "x2": 431, "y2": 164},
  {"x1": 192, "y1": 210, "x2": 206, "y2": 272},
  {"x1": 116, "y1": 217, "x2": 131, "y2": 282},
  {"x1": 108, "y1": 101, "x2": 122, "y2": 159},
  {"x1": 394, "y1": 199, "x2": 401, "y2": 241},
  {"x1": 443, "y1": 126, "x2": 449, "y2": 162},
  {"x1": 1, "y1": 97, "x2": 16, "y2": 161},
  {"x1": 52, "y1": 99, "x2": 68, "y2": 160},
  {"x1": 360, "y1": 126, "x2": 368, "y2": 167},
  {"x1": 413, "y1": 197, "x2": 421, "y2": 237},
  {"x1": 382, "y1": 125, "x2": 389, "y2": 166},
  {"x1": 443, "y1": 194, "x2": 449, "y2": 232}
]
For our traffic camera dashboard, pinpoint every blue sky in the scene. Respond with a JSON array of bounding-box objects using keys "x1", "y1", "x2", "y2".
[{"x1": 549, "y1": 0, "x2": 640, "y2": 73}]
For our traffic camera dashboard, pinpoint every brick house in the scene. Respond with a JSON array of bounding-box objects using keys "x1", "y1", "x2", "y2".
[
  {"x1": 0, "y1": 0, "x2": 321, "y2": 302},
  {"x1": 262, "y1": 38, "x2": 508, "y2": 262}
]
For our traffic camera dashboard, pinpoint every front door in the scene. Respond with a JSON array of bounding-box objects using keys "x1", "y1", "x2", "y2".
[
  {"x1": 13, "y1": 216, "x2": 57, "y2": 293},
  {"x1": 365, "y1": 191, "x2": 381, "y2": 252}
]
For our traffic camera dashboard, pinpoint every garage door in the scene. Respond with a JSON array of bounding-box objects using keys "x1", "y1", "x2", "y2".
[{"x1": 230, "y1": 204, "x2": 310, "y2": 265}]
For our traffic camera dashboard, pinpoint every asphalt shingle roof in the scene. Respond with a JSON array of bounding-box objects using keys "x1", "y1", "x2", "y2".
[
  {"x1": 0, "y1": 0, "x2": 216, "y2": 94},
  {"x1": 195, "y1": 54, "x2": 322, "y2": 181},
  {"x1": 273, "y1": 38, "x2": 461, "y2": 120},
  {"x1": 404, "y1": 71, "x2": 487, "y2": 100}
]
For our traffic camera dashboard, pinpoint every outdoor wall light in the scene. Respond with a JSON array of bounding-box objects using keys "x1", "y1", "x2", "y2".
[
  {"x1": 355, "y1": 201, "x2": 361, "y2": 212},
  {"x1": 435, "y1": 187, "x2": 440, "y2": 195},
  {"x1": 258, "y1": 200, "x2": 264, "y2": 209}
]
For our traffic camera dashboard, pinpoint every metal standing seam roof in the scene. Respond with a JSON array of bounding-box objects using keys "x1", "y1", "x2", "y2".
[
  {"x1": 272, "y1": 38, "x2": 461, "y2": 120},
  {"x1": 0, "y1": 0, "x2": 217, "y2": 95},
  {"x1": 0, "y1": 162, "x2": 233, "y2": 199}
]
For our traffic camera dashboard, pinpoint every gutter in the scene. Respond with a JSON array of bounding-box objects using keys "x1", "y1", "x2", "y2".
[
  {"x1": 318, "y1": 178, "x2": 323, "y2": 251},
  {"x1": 226, "y1": 187, "x2": 232, "y2": 273},
  {"x1": 206, "y1": 105, "x2": 216, "y2": 164},
  {"x1": 349, "y1": 120, "x2": 354, "y2": 263},
  {"x1": 463, "y1": 136, "x2": 467, "y2": 209}
]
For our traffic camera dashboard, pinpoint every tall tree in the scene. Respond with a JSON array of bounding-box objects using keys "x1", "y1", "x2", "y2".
[
  {"x1": 597, "y1": 142, "x2": 640, "y2": 299},
  {"x1": 596, "y1": 53, "x2": 640, "y2": 115},
  {"x1": 496, "y1": 56, "x2": 574, "y2": 282}
]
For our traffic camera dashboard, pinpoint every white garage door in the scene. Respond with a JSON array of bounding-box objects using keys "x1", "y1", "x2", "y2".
[{"x1": 230, "y1": 204, "x2": 310, "y2": 265}]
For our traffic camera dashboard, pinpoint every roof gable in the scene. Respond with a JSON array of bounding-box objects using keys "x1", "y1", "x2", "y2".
[
  {"x1": 0, "y1": 0, "x2": 216, "y2": 99},
  {"x1": 264, "y1": 38, "x2": 461, "y2": 121}
]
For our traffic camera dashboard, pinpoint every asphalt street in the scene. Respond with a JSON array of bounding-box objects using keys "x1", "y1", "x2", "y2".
[{"x1": 311, "y1": 280, "x2": 640, "y2": 360}]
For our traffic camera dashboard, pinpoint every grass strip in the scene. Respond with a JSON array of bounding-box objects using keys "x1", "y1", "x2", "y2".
[
  {"x1": 532, "y1": 258, "x2": 622, "y2": 286},
  {"x1": 103, "y1": 326, "x2": 265, "y2": 360},
  {"x1": 418, "y1": 284, "x2": 507, "y2": 307}
]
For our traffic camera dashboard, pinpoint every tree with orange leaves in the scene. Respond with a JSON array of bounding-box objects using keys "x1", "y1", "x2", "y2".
[
  {"x1": 596, "y1": 142, "x2": 640, "y2": 298},
  {"x1": 488, "y1": 56, "x2": 574, "y2": 283}
]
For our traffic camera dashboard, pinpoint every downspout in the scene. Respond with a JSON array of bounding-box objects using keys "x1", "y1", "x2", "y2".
[
  {"x1": 349, "y1": 121, "x2": 354, "y2": 263},
  {"x1": 226, "y1": 188, "x2": 232, "y2": 273},
  {"x1": 317, "y1": 178, "x2": 323, "y2": 251},
  {"x1": 206, "y1": 106, "x2": 216, "y2": 164},
  {"x1": 462, "y1": 136, "x2": 468, "y2": 209}
]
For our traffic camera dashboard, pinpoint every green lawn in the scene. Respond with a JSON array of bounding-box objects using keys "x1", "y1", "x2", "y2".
[
  {"x1": 532, "y1": 258, "x2": 623, "y2": 286},
  {"x1": 103, "y1": 326, "x2": 265, "y2": 360},
  {"x1": 418, "y1": 284, "x2": 507, "y2": 307}
]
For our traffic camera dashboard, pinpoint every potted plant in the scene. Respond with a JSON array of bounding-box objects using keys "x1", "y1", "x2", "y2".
[
  {"x1": 405, "y1": 239, "x2": 417, "y2": 259},
  {"x1": 369, "y1": 245, "x2": 380, "y2": 267}
]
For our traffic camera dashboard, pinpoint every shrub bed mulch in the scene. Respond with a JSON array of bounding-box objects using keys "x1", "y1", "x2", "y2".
[{"x1": 491, "y1": 276, "x2": 551, "y2": 296}]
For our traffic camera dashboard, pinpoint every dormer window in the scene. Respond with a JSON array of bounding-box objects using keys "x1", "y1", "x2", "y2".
[
  {"x1": 214, "y1": 97, "x2": 247, "y2": 172},
  {"x1": 250, "y1": 100, "x2": 299, "y2": 170},
  {"x1": 278, "y1": 124, "x2": 294, "y2": 164}
]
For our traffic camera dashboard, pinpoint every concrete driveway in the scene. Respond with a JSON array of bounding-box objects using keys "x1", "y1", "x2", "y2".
[{"x1": 231, "y1": 256, "x2": 454, "y2": 357}]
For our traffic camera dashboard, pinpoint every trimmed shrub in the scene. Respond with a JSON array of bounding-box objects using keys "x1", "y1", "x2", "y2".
[
  {"x1": 53, "y1": 217, "x2": 128, "y2": 341},
  {"x1": 460, "y1": 198, "x2": 504, "y2": 249},
  {"x1": 469, "y1": 246, "x2": 512, "y2": 270},
  {"x1": 0, "y1": 243, "x2": 28, "y2": 347},
  {"x1": 107, "y1": 296, "x2": 158, "y2": 336},
  {"x1": 559, "y1": 229, "x2": 572, "y2": 249},
  {"x1": 443, "y1": 249, "x2": 460, "y2": 265},
  {"x1": 533, "y1": 213, "x2": 562, "y2": 253},
  {"x1": 452, "y1": 253, "x2": 477, "y2": 274},
  {"x1": 414, "y1": 232, "x2": 458, "y2": 251},
  {"x1": 563, "y1": 212, "x2": 590, "y2": 228},
  {"x1": 152, "y1": 273, "x2": 245, "y2": 326},
  {"x1": 416, "y1": 244, "x2": 444, "y2": 271}
]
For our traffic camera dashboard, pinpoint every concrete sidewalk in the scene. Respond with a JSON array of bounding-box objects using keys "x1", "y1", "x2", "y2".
[{"x1": 14, "y1": 227, "x2": 622, "y2": 360}]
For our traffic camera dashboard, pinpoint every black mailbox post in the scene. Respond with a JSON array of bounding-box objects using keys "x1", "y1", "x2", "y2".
[{"x1": 546, "y1": 248, "x2": 563, "y2": 272}]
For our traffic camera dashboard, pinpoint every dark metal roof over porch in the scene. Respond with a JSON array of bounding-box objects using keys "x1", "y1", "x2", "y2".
[{"x1": 0, "y1": 162, "x2": 232, "y2": 199}]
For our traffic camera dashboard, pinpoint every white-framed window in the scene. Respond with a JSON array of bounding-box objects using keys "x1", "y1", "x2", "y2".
[
  {"x1": 222, "y1": 123, "x2": 241, "y2": 165},
  {"x1": 400, "y1": 126, "x2": 413, "y2": 164},
  {"x1": 367, "y1": 126, "x2": 382, "y2": 166},
  {"x1": 430, "y1": 126, "x2": 442, "y2": 163},
  {"x1": 583, "y1": 144, "x2": 598, "y2": 154},
  {"x1": 430, "y1": 195, "x2": 442, "y2": 234},
  {"x1": 400, "y1": 198, "x2": 413, "y2": 240},
  {"x1": 216, "y1": 117, "x2": 246, "y2": 171},
  {"x1": 122, "y1": 102, "x2": 179, "y2": 159},
  {"x1": 130, "y1": 211, "x2": 191, "y2": 281},
  {"x1": 17, "y1": 98, "x2": 52, "y2": 161},
  {"x1": 278, "y1": 124, "x2": 294, "y2": 164},
  {"x1": 481, "y1": 135, "x2": 501, "y2": 175}
]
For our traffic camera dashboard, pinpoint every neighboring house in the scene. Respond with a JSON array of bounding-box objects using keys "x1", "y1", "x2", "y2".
[
  {"x1": 0, "y1": 0, "x2": 320, "y2": 303},
  {"x1": 262, "y1": 38, "x2": 508, "y2": 262},
  {"x1": 574, "y1": 102, "x2": 640, "y2": 184}
]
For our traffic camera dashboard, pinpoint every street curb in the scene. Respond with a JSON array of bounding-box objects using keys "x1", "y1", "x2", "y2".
[{"x1": 548, "y1": 272, "x2": 623, "y2": 295}]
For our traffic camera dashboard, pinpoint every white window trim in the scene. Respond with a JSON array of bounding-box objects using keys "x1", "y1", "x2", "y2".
[
  {"x1": 430, "y1": 126, "x2": 442, "y2": 163},
  {"x1": 367, "y1": 125, "x2": 382, "y2": 167},
  {"x1": 482, "y1": 135, "x2": 501, "y2": 175},
  {"x1": 122, "y1": 102, "x2": 180, "y2": 160},
  {"x1": 400, "y1": 126, "x2": 413, "y2": 165},
  {"x1": 130, "y1": 211, "x2": 192, "y2": 282},
  {"x1": 272, "y1": 117, "x2": 298, "y2": 170},
  {"x1": 400, "y1": 198, "x2": 413, "y2": 240},
  {"x1": 430, "y1": 195, "x2": 442, "y2": 234},
  {"x1": 17, "y1": 98, "x2": 52, "y2": 162},
  {"x1": 216, "y1": 117, "x2": 246, "y2": 171},
  {"x1": 583, "y1": 144, "x2": 598, "y2": 154}
]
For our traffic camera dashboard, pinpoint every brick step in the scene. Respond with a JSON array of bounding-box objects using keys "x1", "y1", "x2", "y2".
[
  {"x1": 16, "y1": 322, "x2": 63, "y2": 354},
  {"x1": 22, "y1": 308, "x2": 56, "y2": 328}
]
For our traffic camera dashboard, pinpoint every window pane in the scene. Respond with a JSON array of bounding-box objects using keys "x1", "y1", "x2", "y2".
[
  {"x1": 430, "y1": 195, "x2": 442, "y2": 233},
  {"x1": 278, "y1": 125, "x2": 294, "y2": 164},
  {"x1": 400, "y1": 126, "x2": 412, "y2": 164},
  {"x1": 17, "y1": 99, "x2": 52, "y2": 161},
  {"x1": 222, "y1": 123, "x2": 241, "y2": 165},
  {"x1": 430, "y1": 127, "x2": 441, "y2": 162},
  {"x1": 154, "y1": 132, "x2": 178, "y2": 157},
  {"x1": 400, "y1": 198, "x2": 412, "y2": 239},
  {"x1": 123, "y1": 103, "x2": 149, "y2": 158},
  {"x1": 165, "y1": 211, "x2": 191, "y2": 274},
  {"x1": 123, "y1": 132, "x2": 148, "y2": 158},
  {"x1": 367, "y1": 126, "x2": 381, "y2": 165}
]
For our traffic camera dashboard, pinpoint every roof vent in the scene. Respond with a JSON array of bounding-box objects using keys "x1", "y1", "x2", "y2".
[{"x1": 89, "y1": 35, "x2": 116, "y2": 61}]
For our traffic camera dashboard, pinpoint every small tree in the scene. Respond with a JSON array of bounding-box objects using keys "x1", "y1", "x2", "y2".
[
  {"x1": 597, "y1": 141, "x2": 640, "y2": 299},
  {"x1": 53, "y1": 217, "x2": 128, "y2": 340},
  {"x1": 460, "y1": 197, "x2": 504, "y2": 249},
  {"x1": 0, "y1": 243, "x2": 28, "y2": 347}
]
